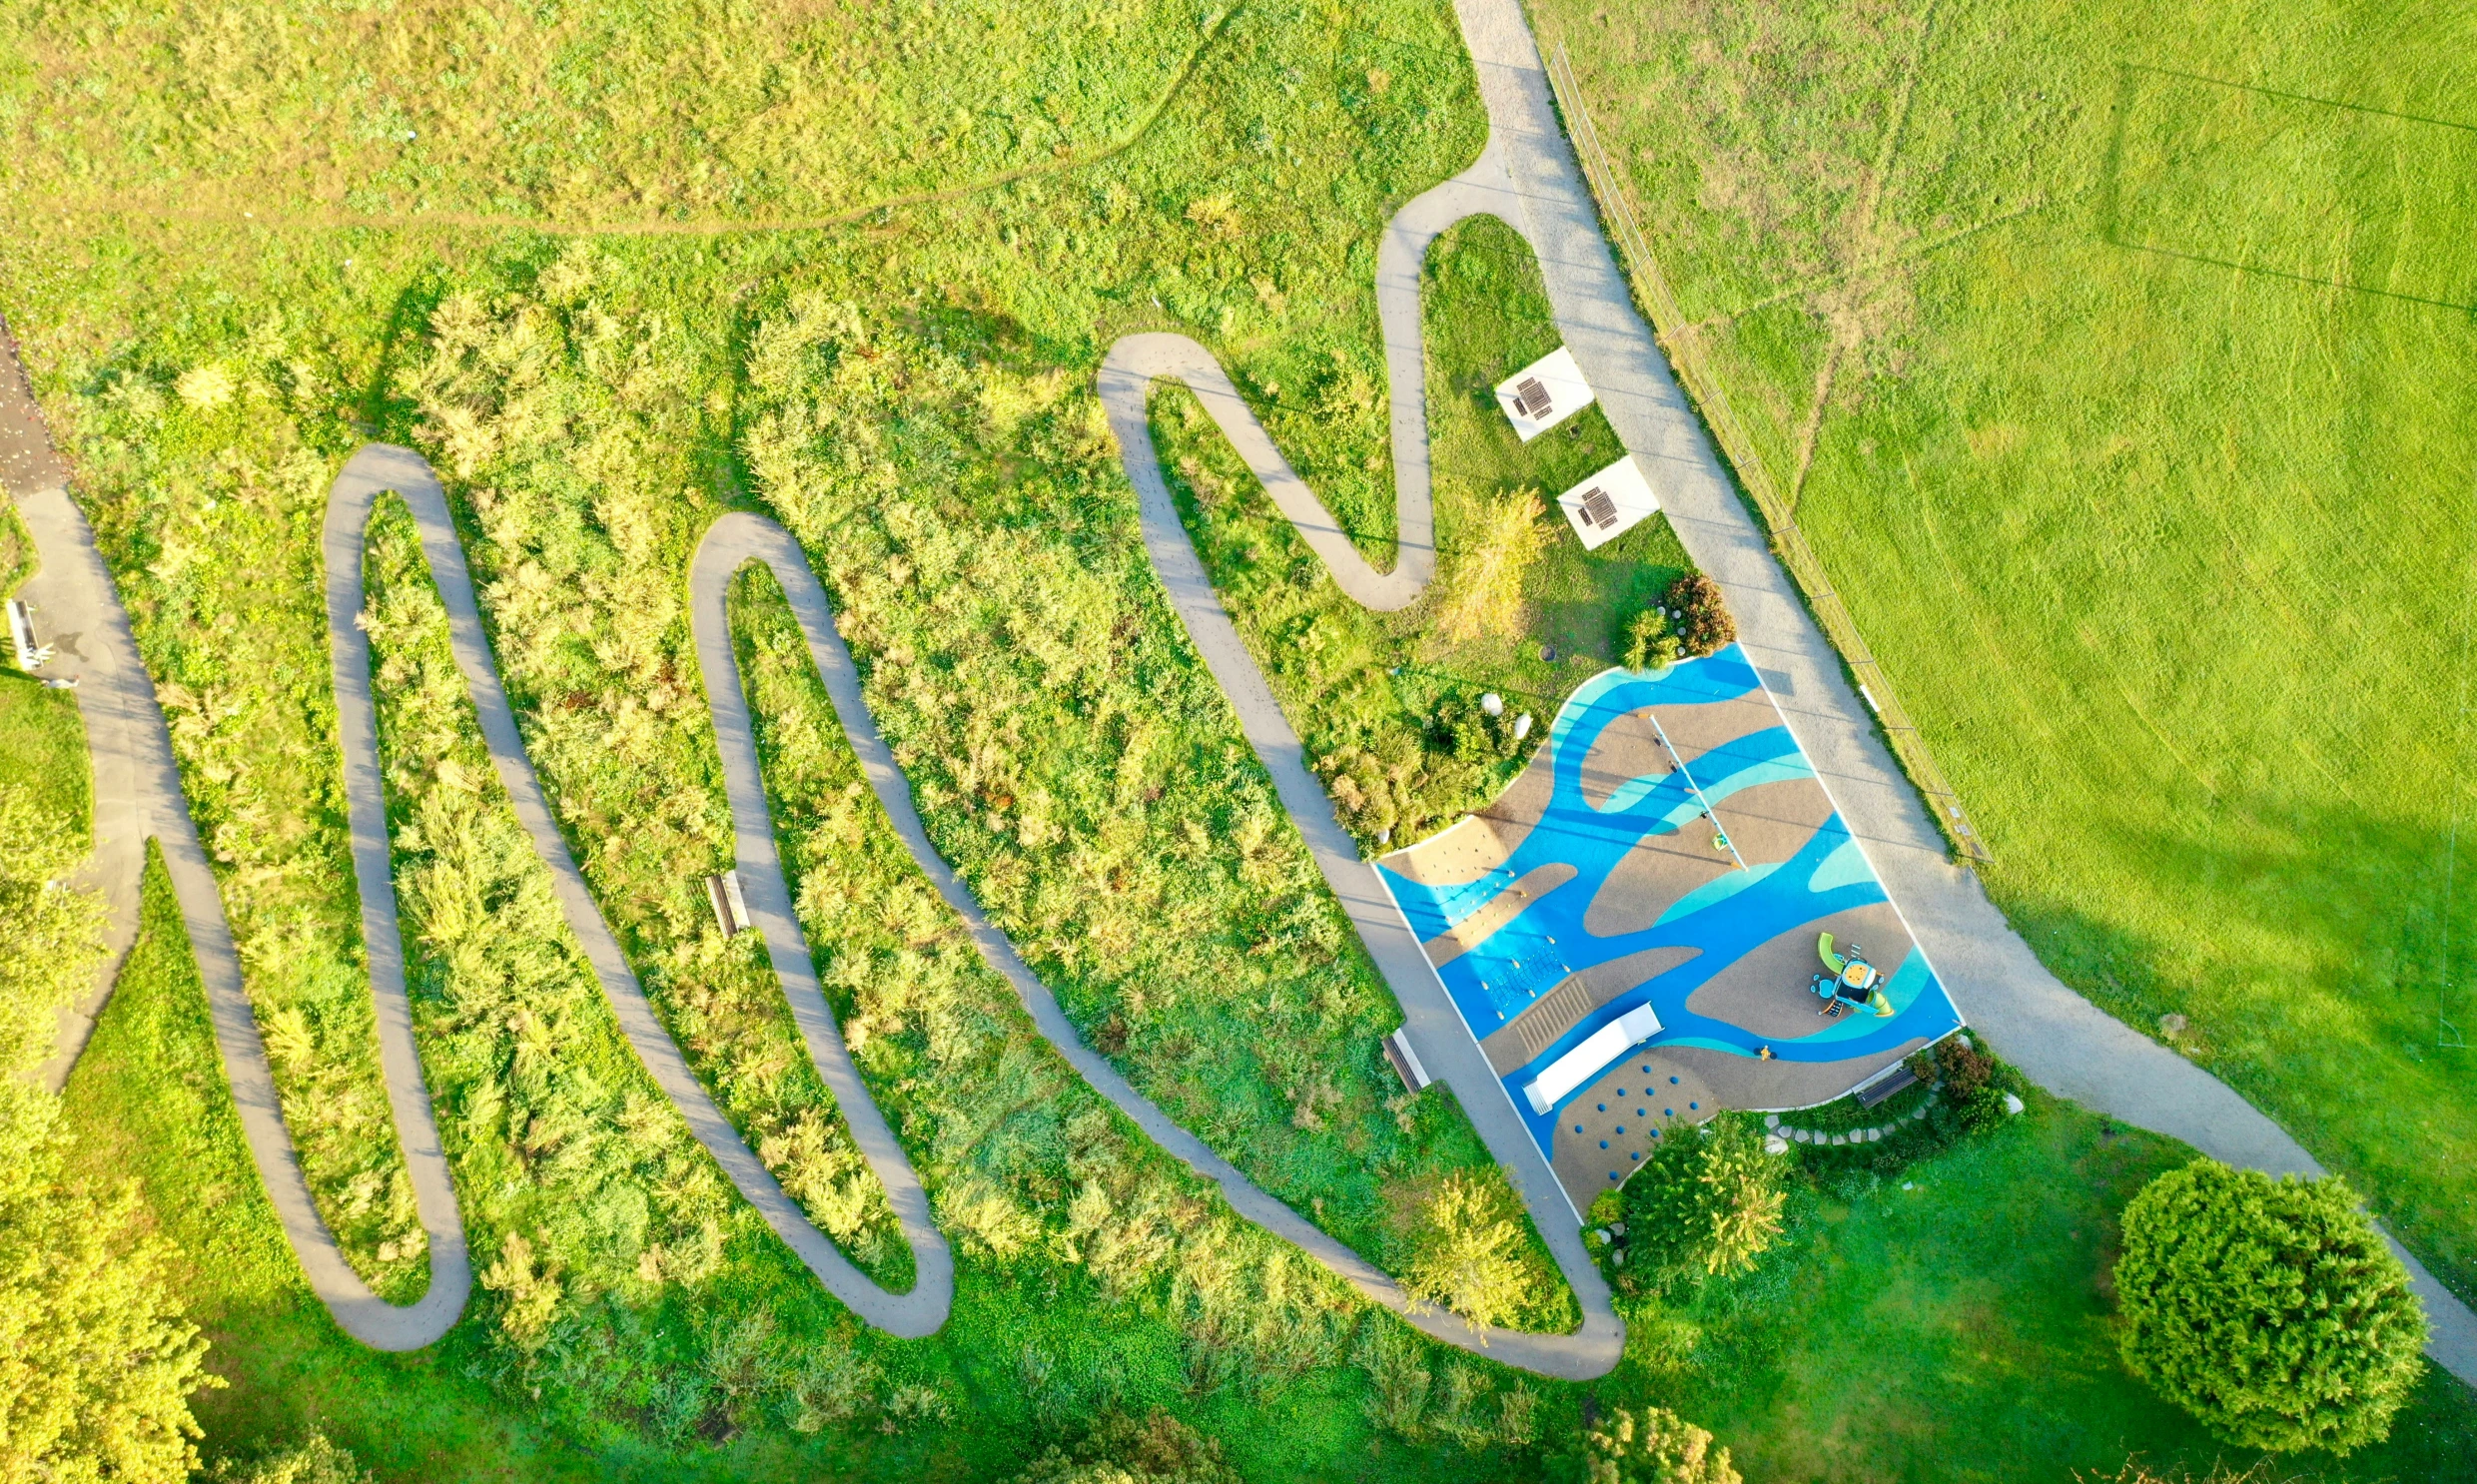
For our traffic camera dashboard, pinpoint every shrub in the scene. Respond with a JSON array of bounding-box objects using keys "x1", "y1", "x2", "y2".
[
  {"x1": 1351, "y1": 1323, "x2": 1540, "y2": 1448},
  {"x1": 210, "y1": 1432, "x2": 376, "y2": 1484},
  {"x1": 2114, "y1": 1160, "x2": 2426, "y2": 1454},
  {"x1": 1661, "y1": 574, "x2": 1735, "y2": 658},
  {"x1": 1623, "y1": 1121, "x2": 1784, "y2": 1282},
  {"x1": 2073, "y1": 1459, "x2": 2286, "y2": 1484},
  {"x1": 1577, "y1": 1405, "x2": 1741, "y2": 1484},
  {"x1": 1401, "y1": 1169, "x2": 1545, "y2": 1330},
  {"x1": 1011, "y1": 1409, "x2": 1240, "y2": 1484},
  {"x1": 1908, "y1": 1035, "x2": 2011, "y2": 1132},
  {"x1": 1620, "y1": 608, "x2": 1681, "y2": 672},
  {"x1": 1429, "y1": 692, "x2": 1525, "y2": 765}
]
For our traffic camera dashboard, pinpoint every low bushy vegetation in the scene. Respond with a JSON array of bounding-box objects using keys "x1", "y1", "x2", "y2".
[
  {"x1": 2115, "y1": 1161, "x2": 2427, "y2": 1454},
  {"x1": 1164, "y1": 214, "x2": 1696, "y2": 856},
  {"x1": 0, "y1": 789, "x2": 209, "y2": 1482},
  {"x1": 1657, "y1": 574, "x2": 1734, "y2": 660},
  {"x1": 209, "y1": 1431, "x2": 378, "y2": 1484},
  {"x1": 1009, "y1": 1409, "x2": 1240, "y2": 1484},
  {"x1": 13, "y1": 0, "x2": 1584, "y2": 1368},
  {"x1": 9, "y1": 0, "x2": 1609, "y2": 1453},
  {"x1": 1618, "y1": 608, "x2": 1680, "y2": 673},
  {"x1": 1558, "y1": 1405, "x2": 1740, "y2": 1484}
]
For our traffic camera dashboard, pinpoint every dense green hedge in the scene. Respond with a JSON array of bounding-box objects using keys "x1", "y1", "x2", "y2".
[{"x1": 2115, "y1": 1160, "x2": 2426, "y2": 1454}]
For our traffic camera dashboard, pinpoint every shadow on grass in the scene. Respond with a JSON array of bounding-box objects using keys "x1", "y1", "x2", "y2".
[{"x1": 1984, "y1": 790, "x2": 2477, "y2": 1300}]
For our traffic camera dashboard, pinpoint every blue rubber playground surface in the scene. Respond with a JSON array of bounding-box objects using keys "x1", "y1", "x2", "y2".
[{"x1": 1375, "y1": 645, "x2": 1964, "y2": 1204}]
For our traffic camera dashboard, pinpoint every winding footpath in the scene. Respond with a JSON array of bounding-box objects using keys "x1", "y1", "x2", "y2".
[
  {"x1": 331, "y1": 449, "x2": 953, "y2": 1342},
  {"x1": 8, "y1": 0, "x2": 2472, "y2": 1389},
  {"x1": 693, "y1": 513, "x2": 1619, "y2": 1373}
]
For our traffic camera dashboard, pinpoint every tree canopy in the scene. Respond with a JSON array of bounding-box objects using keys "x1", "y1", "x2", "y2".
[
  {"x1": 0, "y1": 784, "x2": 214, "y2": 1482},
  {"x1": 2114, "y1": 1159, "x2": 2427, "y2": 1454},
  {"x1": 1623, "y1": 1120, "x2": 1785, "y2": 1282},
  {"x1": 1400, "y1": 1169, "x2": 1545, "y2": 1330}
]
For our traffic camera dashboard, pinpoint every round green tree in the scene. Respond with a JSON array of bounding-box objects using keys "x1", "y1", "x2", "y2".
[
  {"x1": 2114, "y1": 1160, "x2": 2427, "y2": 1454},
  {"x1": 1623, "y1": 1120, "x2": 1784, "y2": 1283}
]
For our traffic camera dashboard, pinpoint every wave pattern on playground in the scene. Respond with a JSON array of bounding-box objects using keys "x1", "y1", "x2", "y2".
[{"x1": 1376, "y1": 650, "x2": 1966, "y2": 1156}]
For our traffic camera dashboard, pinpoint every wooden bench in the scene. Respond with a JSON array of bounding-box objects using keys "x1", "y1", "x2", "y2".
[{"x1": 1856, "y1": 1064, "x2": 1919, "y2": 1109}]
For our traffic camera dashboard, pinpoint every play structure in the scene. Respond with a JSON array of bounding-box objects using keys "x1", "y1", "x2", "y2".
[{"x1": 1811, "y1": 932, "x2": 1894, "y2": 1020}]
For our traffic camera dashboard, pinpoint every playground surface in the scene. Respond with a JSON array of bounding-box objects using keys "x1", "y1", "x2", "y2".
[{"x1": 1376, "y1": 645, "x2": 1964, "y2": 1209}]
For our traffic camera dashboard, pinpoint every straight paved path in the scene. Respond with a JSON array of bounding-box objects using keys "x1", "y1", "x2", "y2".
[
  {"x1": 1444, "y1": 0, "x2": 2476, "y2": 1385},
  {"x1": 3, "y1": 323, "x2": 144, "y2": 1095}
]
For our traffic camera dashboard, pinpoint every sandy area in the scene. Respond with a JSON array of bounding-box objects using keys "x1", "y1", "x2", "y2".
[{"x1": 1682, "y1": 901, "x2": 1913, "y2": 1040}]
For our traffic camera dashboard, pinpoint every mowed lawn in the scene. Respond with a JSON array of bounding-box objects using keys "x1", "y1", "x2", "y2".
[
  {"x1": 1624, "y1": 1104, "x2": 2477, "y2": 1484},
  {"x1": 1533, "y1": 0, "x2": 2477, "y2": 1294}
]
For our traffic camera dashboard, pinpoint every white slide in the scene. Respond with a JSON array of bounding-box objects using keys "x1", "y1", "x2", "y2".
[{"x1": 1524, "y1": 1004, "x2": 1664, "y2": 1113}]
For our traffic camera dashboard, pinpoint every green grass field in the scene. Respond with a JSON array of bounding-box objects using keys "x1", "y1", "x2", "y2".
[
  {"x1": 1608, "y1": 1104, "x2": 2477, "y2": 1484},
  {"x1": 1533, "y1": 0, "x2": 2477, "y2": 1303},
  {"x1": 11, "y1": 0, "x2": 2477, "y2": 1472}
]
